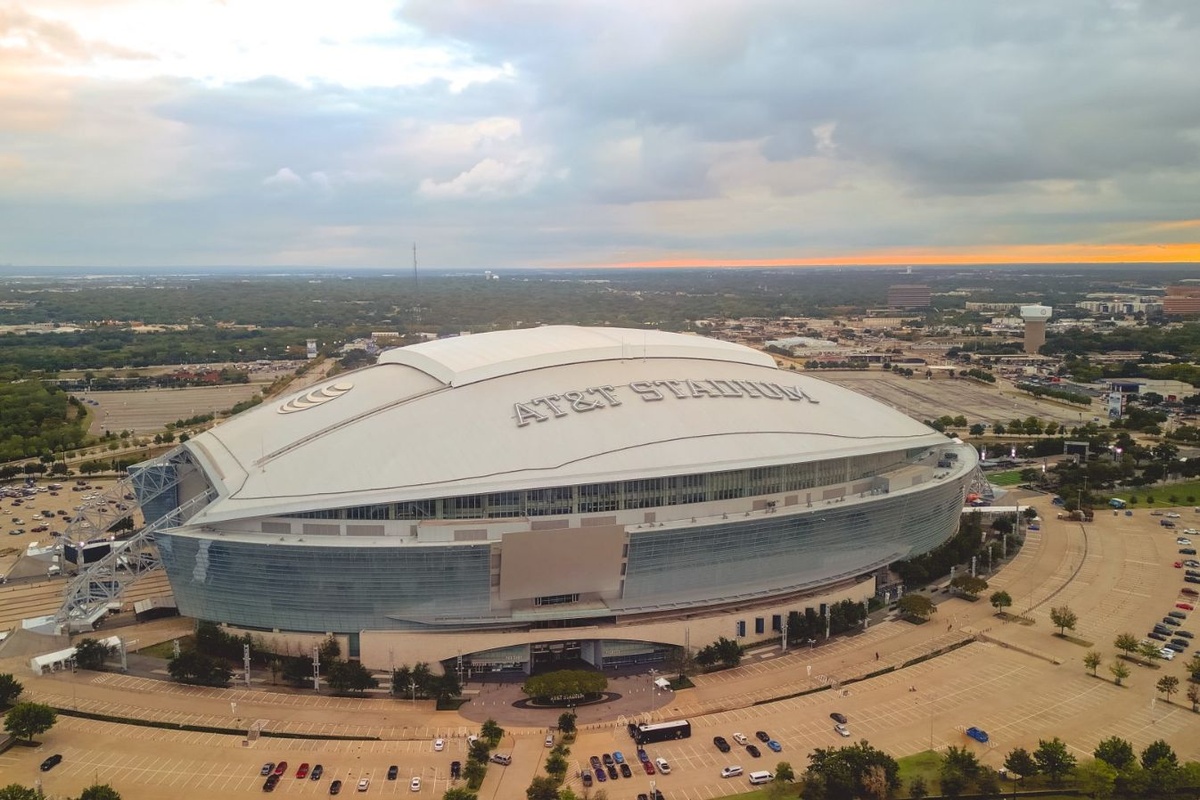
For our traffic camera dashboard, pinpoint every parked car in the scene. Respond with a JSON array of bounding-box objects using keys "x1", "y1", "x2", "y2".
[
  {"x1": 835, "y1": 724, "x2": 851, "y2": 737},
  {"x1": 329, "y1": 780, "x2": 343, "y2": 795},
  {"x1": 388, "y1": 766, "x2": 399, "y2": 780},
  {"x1": 1160, "y1": 648, "x2": 1176, "y2": 660},
  {"x1": 755, "y1": 731, "x2": 771, "y2": 743},
  {"x1": 732, "y1": 732, "x2": 749, "y2": 745},
  {"x1": 1182, "y1": 549, "x2": 1198, "y2": 555},
  {"x1": 263, "y1": 774, "x2": 280, "y2": 792},
  {"x1": 40, "y1": 754, "x2": 63, "y2": 772},
  {"x1": 767, "y1": 740, "x2": 783, "y2": 753},
  {"x1": 312, "y1": 765, "x2": 324, "y2": 781},
  {"x1": 642, "y1": 760, "x2": 655, "y2": 775},
  {"x1": 410, "y1": 777, "x2": 421, "y2": 792},
  {"x1": 1168, "y1": 610, "x2": 1188, "y2": 619},
  {"x1": 297, "y1": 764, "x2": 310, "y2": 779},
  {"x1": 274, "y1": 762, "x2": 288, "y2": 776},
  {"x1": 637, "y1": 749, "x2": 650, "y2": 764},
  {"x1": 594, "y1": 768, "x2": 607, "y2": 783},
  {"x1": 434, "y1": 739, "x2": 445, "y2": 751},
  {"x1": 966, "y1": 727, "x2": 989, "y2": 743},
  {"x1": 830, "y1": 713, "x2": 848, "y2": 724},
  {"x1": 602, "y1": 754, "x2": 615, "y2": 767},
  {"x1": 620, "y1": 763, "x2": 633, "y2": 778},
  {"x1": 357, "y1": 778, "x2": 370, "y2": 792},
  {"x1": 746, "y1": 744, "x2": 761, "y2": 758},
  {"x1": 261, "y1": 763, "x2": 275, "y2": 777},
  {"x1": 613, "y1": 751, "x2": 624, "y2": 764},
  {"x1": 714, "y1": 736, "x2": 731, "y2": 753},
  {"x1": 606, "y1": 765, "x2": 618, "y2": 780},
  {"x1": 1175, "y1": 630, "x2": 1194, "y2": 639},
  {"x1": 450, "y1": 762, "x2": 461, "y2": 780},
  {"x1": 581, "y1": 773, "x2": 593, "y2": 788},
  {"x1": 1148, "y1": 631, "x2": 1168, "y2": 641}
]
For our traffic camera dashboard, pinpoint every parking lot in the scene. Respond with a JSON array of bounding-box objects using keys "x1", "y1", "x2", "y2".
[{"x1": 3, "y1": 499, "x2": 1200, "y2": 800}]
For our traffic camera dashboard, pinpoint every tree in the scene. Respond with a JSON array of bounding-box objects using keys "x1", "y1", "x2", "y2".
[
  {"x1": 481, "y1": 719, "x2": 504, "y2": 747},
  {"x1": 942, "y1": 746, "x2": 981, "y2": 781},
  {"x1": 79, "y1": 785, "x2": 123, "y2": 800},
  {"x1": 1083, "y1": 651, "x2": 1101, "y2": 676},
  {"x1": 0, "y1": 786, "x2": 40, "y2": 800},
  {"x1": 443, "y1": 789, "x2": 478, "y2": 800},
  {"x1": 521, "y1": 670, "x2": 608, "y2": 702},
  {"x1": 1136, "y1": 641, "x2": 1162, "y2": 664},
  {"x1": 1184, "y1": 652, "x2": 1200, "y2": 680},
  {"x1": 1033, "y1": 738, "x2": 1076, "y2": 786},
  {"x1": 1003, "y1": 748, "x2": 1038, "y2": 780},
  {"x1": 1156, "y1": 675, "x2": 1180, "y2": 703},
  {"x1": 908, "y1": 776, "x2": 928, "y2": 800},
  {"x1": 0, "y1": 674, "x2": 22, "y2": 709},
  {"x1": 318, "y1": 635, "x2": 341, "y2": 664},
  {"x1": 1074, "y1": 759, "x2": 1117, "y2": 800},
  {"x1": 803, "y1": 741, "x2": 900, "y2": 800},
  {"x1": 1140, "y1": 739, "x2": 1177, "y2": 770},
  {"x1": 989, "y1": 591, "x2": 1012, "y2": 613},
  {"x1": 897, "y1": 594, "x2": 936, "y2": 620},
  {"x1": 1093, "y1": 737, "x2": 1136, "y2": 771},
  {"x1": 168, "y1": 650, "x2": 233, "y2": 687},
  {"x1": 939, "y1": 771, "x2": 966, "y2": 799},
  {"x1": 3, "y1": 702, "x2": 57, "y2": 743},
  {"x1": 1113, "y1": 633, "x2": 1139, "y2": 658},
  {"x1": 462, "y1": 760, "x2": 487, "y2": 789},
  {"x1": 1049, "y1": 605, "x2": 1078, "y2": 636},
  {"x1": 527, "y1": 775, "x2": 560, "y2": 800},
  {"x1": 544, "y1": 752, "x2": 568, "y2": 780},
  {"x1": 1187, "y1": 682, "x2": 1200, "y2": 712},
  {"x1": 1108, "y1": 660, "x2": 1130, "y2": 686},
  {"x1": 774, "y1": 762, "x2": 795, "y2": 783},
  {"x1": 949, "y1": 575, "x2": 988, "y2": 599},
  {"x1": 73, "y1": 638, "x2": 116, "y2": 671},
  {"x1": 976, "y1": 770, "x2": 1000, "y2": 798},
  {"x1": 469, "y1": 739, "x2": 491, "y2": 764},
  {"x1": 326, "y1": 660, "x2": 379, "y2": 695},
  {"x1": 557, "y1": 712, "x2": 577, "y2": 736},
  {"x1": 432, "y1": 673, "x2": 462, "y2": 705}
]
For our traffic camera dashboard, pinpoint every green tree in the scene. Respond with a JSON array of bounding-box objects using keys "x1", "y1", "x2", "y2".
[
  {"x1": 443, "y1": 789, "x2": 478, "y2": 800},
  {"x1": 521, "y1": 670, "x2": 608, "y2": 702},
  {"x1": 774, "y1": 762, "x2": 795, "y2": 782},
  {"x1": 942, "y1": 746, "x2": 981, "y2": 780},
  {"x1": 1136, "y1": 641, "x2": 1162, "y2": 664},
  {"x1": 949, "y1": 575, "x2": 988, "y2": 599},
  {"x1": 1093, "y1": 737, "x2": 1135, "y2": 771},
  {"x1": 1113, "y1": 633, "x2": 1139, "y2": 658},
  {"x1": 976, "y1": 770, "x2": 1000, "y2": 798},
  {"x1": 989, "y1": 591, "x2": 1012, "y2": 613},
  {"x1": 1187, "y1": 682, "x2": 1200, "y2": 712},
  {"x1": 544, "y1": 752, "x2": 568, "y2": 780},
  {"x1": 1003, "y1": 748, "x2": 1038, "y2": 780},
  {"x1": 803, "y1": 741, "x2": 900, "y2": 800},
  {"x1": 326, "y1": 660, "x2": 379, "y2": 695},
  {"x1": 557, "y1": 712, "x2": 576, "y2": 736},
  {"x1": 463, "y1": 759, "x2": 487, "y2": 789},
  {"x1": 897, "y1": 594, "x2": 937, "y2": 620},
  {"x1": 1033, "y1": 738, "x2": 1076, "y2": 786},
  {"x1": 317, "y1": 635, "x2": 341, "y2": 664},
  {"x1": 3, "y1": 701, "x2": 57, "y2": 743},
  {"x1": 0, "y1": 786, "x2": 40, "y2": 800},
  {"x1": 1083, "y1": 651, "x2": 1101, "y2": 676},
  {"x1": 0, "y1": 674, "x2": 22, "y2": 708},
  {"x1": 79, "y1": 784, "x2": 123, "y2": 800},
  {"x1": 481, "y1": 719, "x2": 504, "y2": 747},
  {"x1": 1140, "y1": 739, "x2": 1177, "y2": 770},
  {"x1": 1074, "y1": 759, "x2": 1117, "y2": 800},
  {"x1": 1108, "y1": 660, "x2": 1130, "y2": 686},
  {"x1": 73, "y1": 638, "x2": 117, "y2": 671},
  {"x1": 432, "y1": 672, "x2": 463, "y2": 705},
  {"x1": 167, "y1": 650, "x2": 233, "y2": 687},
  {"x1": 939, "y1": 771, "x2": 966, "y2": 799},
  {"x1": 1049, "y1": 605, "x2": 1078, "y2": 636},
  {"x1": 908, "y1": 776, "x2": 928, "y2": 800},
  {"x1": 526, "y1": 775, "x2": 560, "y2": 800},
  {"x1": 1155, "y1": 675, "x2": 1179, "y2": 703}
]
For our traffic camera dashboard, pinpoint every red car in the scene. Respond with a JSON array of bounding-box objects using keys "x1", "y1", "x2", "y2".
[
  {"x1": 273, "y1": 762, "x2": 288, "y2": 776},
  {"x1": 1177, "y1": 562, "x2": 1185, "y2": 568},
  {"x1": 642, "y1": 760, "x2": 655, "y2": 775},
  {"x1": 296, "y1": 763, "x2": 310, "y2": 779},
  {"x1": 1178, "y1": 603, "x2": 1195, "y2": 611}
]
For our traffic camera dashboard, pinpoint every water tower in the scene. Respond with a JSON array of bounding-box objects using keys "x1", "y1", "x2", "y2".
[{"x1": 1019, "y1": 305, "x2": 1052, "y2": 354}]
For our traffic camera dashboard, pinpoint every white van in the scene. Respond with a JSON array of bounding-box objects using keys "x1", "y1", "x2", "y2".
[
  {"x1": 721, "y1": 766, "x2": 743, "y2": 778},
  {"x1": 749, "y1": 771, "x2": 774, "y2": 785},
  {"x1": 655, "y1": 758, "x2": 671, "y2": 775}
]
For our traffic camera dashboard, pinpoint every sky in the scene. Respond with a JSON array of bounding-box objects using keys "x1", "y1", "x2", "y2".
[{"x1": 2, "y1": 0, "x2": 1199, "y2": 270}]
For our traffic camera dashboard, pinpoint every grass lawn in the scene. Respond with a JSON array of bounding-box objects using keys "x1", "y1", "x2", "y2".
[
  {"x1": 988, "y1": 469, "x2": 1026, "y2": 487},
  {"x1": 1111, "y1": 480, "x2": 1200, "y2": 508},
  {"x1": 897, "y1": 751, "x2": 943, "y2": 791},
  {"x1": 137, "y1": 636, "x2": 193, "y2": 659}
]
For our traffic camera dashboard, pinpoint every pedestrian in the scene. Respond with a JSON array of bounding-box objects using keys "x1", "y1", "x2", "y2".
[{"x1": 875, "y1": 652, "x2": 879, "y2": 660}]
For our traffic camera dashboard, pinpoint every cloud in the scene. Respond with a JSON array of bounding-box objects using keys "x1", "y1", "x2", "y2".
[{"x1": 262, "y1": 167, "x2": 305, "y2": 188}]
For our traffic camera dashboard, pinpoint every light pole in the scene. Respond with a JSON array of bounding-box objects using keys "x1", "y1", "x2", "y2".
[{"x1": 409, "y1": 680, "x2": 417, "y2": 707}]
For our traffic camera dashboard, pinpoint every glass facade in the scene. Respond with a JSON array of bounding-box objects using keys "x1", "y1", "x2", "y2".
[
  {"x1": 621, "y1": 478, "x2": 965, "y2": 603},
  {"x1": 155, "y1": 536, "x2": 492, "y2": 632}
]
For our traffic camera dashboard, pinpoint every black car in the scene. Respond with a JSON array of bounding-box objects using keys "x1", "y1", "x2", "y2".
[
  {"x1": 388, "y1": 765, "x2": 399, "y2": 780},
  {"x1": 755, "y1": 731, "x2": 771, "y2": 743},
  {"x1": 311, "y1": 765, "x2": 324, "y2": 781},
  {"x1": 654, "y1": 791, "x2": 665, "y2": 800},
  {"x1": 263, "y1": 774, "x2": 280, "y2": 792},
  {"x1": 1170, "y1": 638, "x2": 1189, "y2": 648},
  {"x1": 607, "y1": 764, "x2": 619, "y2": 780},
  {"x1": 746, "y1": 744, "x2": 762, "y2": 758},
  {"x1": 582, "y1": 773, "x2": 593, "y2": 788},
  {"x1": 1148, "y1": 631, "x2": 1168, "y2": 641},
  {"x1": 1166, "y1": 641, "x2": 1187, "y2": 652},
  {"x1": 620, "y1": 763, "x2": 633, "y2": 778},
  {"x1": 713, "y1": 736, "x2": 731, "y2": 753},
  {"x1": 1176, "y1": 630, "x2": 1194, "y2": 639},
  {"x1": 603, "y1": 753, "x2": 615, "y2": 767},
  {"x1": 830, "y1": 713, "x2": 848, "y2": 724},
  {"x1": 589, "y1": 756, "x2": 602, "y2": 771},
  {"x1": 450, "y1": 761, "x2": 462, "y2": 780},
  {"x1": 329, "y1": 780, "x2": 343, "y2": 795},
  {"x1": 1187, "y1": 570, "x2": 1200, "y2": 578},
  {"x1": 1168, "y1": 610, "x2": 1188, "y2": 619},
  {"x1": 40, "y1": 754, "x2": 63, "y2": 772},
  {"x1": 1162, "y1": 617, "x2": 1182, "y2": 626},
  {"x1": 1182, "y1": 548, "x2": 1198, "y2": 555},
  {"x1": 1188, "y1": 576, "x2": 1200, "y2": 584}
]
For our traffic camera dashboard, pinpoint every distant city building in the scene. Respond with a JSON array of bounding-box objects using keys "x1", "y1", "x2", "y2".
[
  {"x1": 1075, "y1": 294, "x2": 1161, "y2": 316},
  {"x1": 1163, "y1": 286, "x2": 1200, "y2": 316},
  {"x1": 887, "y1": 285, "x2": 932, "y2": 309},
  {"x1": 964, "y1": 302, "x2": 1018, "y2": 313}
]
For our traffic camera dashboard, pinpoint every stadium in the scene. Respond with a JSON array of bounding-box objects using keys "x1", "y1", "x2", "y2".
[{"x1": 130, "y1": 327, "x2": 977, "y2": 673}]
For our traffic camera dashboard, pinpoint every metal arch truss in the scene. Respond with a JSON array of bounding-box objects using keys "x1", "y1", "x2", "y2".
[
  {"x1": 55, "y1": 452, "x2": 215, "y2": 629},
  {"x1": 966, "y1": 466, "x2": 995, "y2": 505}
]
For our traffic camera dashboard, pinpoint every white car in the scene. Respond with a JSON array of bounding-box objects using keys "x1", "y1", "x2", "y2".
[
  {"x1": 434, "y1": 739, "x2": 445, "y2": 752},
  {"x1": 410, "y1": 777, "x2": 421, "y2": 792},
  {"x1": 835, "y1": 723, "x2": 851, "y2": 737},
  {"x1": 655, "y1": 757, "x2": 671, "y2": 775},
  {"x1": 358, "y1": 778, "x2": 370, "y2": 792},
  {"x1": 732, "y1": 732, "x2": 748, "y2": 745},
  {"x1": 1178, "y1": 538, "x2": 1193, "y2": 546},
  {"x1": 1167, "y1": 512, "x2": 1181, "y2": 518},
  {"x1": 1160, "y1": 648, "x2": 1176, "y2": 661}
]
